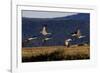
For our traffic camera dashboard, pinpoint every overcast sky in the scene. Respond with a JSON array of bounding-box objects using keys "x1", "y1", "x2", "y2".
[{"x1": 22, "y1": 10, "x2": 78, "y2": 18}]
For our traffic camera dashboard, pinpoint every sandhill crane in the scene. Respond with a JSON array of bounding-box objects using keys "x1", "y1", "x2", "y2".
[
  {"x1": 65, "y1": 39, "x2": 72, "y2": 47},
  {"x1": 72, "y1": 29, "x2": 85, "y2": 39},
  {"x1": 40, "y1": 25, "x2": 52, "y2": 46}
]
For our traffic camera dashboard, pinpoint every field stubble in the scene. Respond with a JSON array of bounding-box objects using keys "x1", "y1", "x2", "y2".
[{"x1": 22, "y1": 45, "x2": 90, "y2": 62}]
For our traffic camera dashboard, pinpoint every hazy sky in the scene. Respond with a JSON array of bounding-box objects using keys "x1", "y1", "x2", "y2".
[{"x1": 22, "y1": 10, "x2": 78, "y2": 18}]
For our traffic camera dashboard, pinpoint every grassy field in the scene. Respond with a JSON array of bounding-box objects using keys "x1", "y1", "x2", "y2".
[{"x1": 22, "y1": 45, "x2": 90, "y2": 62}]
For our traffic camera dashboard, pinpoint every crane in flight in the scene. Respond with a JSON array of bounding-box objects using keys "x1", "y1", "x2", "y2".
[
  {"x1": 72, "y1": 29, "x2": 85, "y2": 39},
  {"x1": 40, "y1": 25, "x2": 52, "y2": 46},
  {"x1": 65, "y1": 39, "x2": 72, "y2": 47}
]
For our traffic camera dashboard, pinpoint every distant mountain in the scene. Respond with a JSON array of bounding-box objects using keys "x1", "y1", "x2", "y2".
[
  {"x1": 53, "y1": 13, "x2": 90, "y2": 21},
  {"x1": 22, "y1": 13, "x2": 90, "y2": 47}
]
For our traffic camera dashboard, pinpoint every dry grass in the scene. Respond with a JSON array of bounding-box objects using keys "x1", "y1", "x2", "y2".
[{"x1": 22, "y1": 45, "x2": 90, "y2": 62}]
